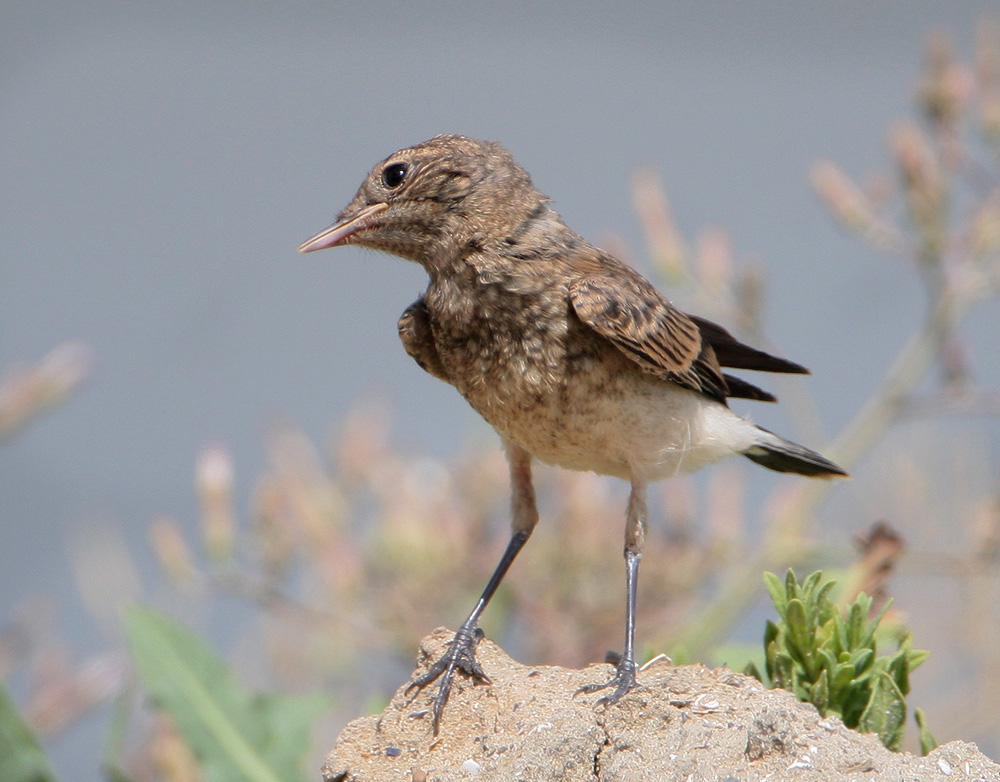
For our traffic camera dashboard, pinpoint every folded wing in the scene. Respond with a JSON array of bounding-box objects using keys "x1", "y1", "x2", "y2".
[{"x1": 569, "y1": 269, "x2": 807, "y2": 405}]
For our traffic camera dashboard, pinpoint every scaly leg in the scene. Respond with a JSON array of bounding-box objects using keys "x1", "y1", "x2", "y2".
[
  {"x1": 578, "y1": 476, "x2": 647, "y2": 707},
  {"x1": 406, "y1": 442, "x2": 538, "y2": 733}
]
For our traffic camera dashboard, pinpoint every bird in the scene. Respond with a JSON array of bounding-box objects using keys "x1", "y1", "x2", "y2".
[{"x1": 298, "y1": 134, "x2": 847, "y2": 733}]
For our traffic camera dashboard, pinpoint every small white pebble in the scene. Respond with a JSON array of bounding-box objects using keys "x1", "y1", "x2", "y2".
[
  {"x1": 787, "y1": 756, "x2": 813, "y2": 770},
  {"x1": 461, "y1": 759, "x2": 481, "y2": 775},
  {"x1": 937, "y1": 758, "x2": 952, "y2": 775}
]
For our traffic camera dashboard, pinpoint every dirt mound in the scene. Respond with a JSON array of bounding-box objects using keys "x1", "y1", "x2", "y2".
[{"x1": 323, "y1": 628, "x2": 998, "y2": 781}]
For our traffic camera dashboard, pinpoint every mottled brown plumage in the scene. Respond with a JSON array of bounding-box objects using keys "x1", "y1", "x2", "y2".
[{"x1": 299, "y1": 134, "x2": 845, "y2": 733}]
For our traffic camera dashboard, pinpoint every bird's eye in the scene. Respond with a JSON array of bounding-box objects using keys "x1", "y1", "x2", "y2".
[{"x1": 381, "y1": 162, "x2": 408, "y2": 189}]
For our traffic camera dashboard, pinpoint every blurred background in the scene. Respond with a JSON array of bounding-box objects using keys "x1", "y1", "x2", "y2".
[{"x1": 3, "y1": 2, "x2": 1000, "y2": 779}]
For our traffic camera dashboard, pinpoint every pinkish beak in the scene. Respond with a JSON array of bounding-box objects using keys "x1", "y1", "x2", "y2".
[{"x1": 297, "y1": 202, "x2": 389, "y2": 253}]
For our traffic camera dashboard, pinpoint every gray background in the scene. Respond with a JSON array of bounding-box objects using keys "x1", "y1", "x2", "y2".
[{"x1": 3, "y1": 2, "x2": 999, "y2": 778}]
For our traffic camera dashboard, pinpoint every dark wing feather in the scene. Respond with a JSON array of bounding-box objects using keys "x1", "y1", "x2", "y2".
[
  {"x1": 723, "y1": 373, "x2": 777, "y2": 402},
  {"x1": 691, "y1": 315, "x2": 808, "y2": 374},
  {"x1": 569, "y1": 275, "x2": 729, "y2": 404}
]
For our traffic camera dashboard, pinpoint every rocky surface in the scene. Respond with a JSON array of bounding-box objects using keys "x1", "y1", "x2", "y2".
[{"x1": 323, "y1": 628, "x2": 999, "y2": 781}]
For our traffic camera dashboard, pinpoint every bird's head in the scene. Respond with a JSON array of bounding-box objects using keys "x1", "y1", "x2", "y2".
[{"x1": 298, "y1": 135, "x2": 547, "y2": 270}]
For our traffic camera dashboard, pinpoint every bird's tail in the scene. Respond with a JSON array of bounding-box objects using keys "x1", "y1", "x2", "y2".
[{"x1": 743, "y1": 427, "x2": 847, "y2": 478}]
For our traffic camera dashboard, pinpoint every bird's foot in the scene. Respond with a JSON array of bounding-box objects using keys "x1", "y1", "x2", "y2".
[
  {"x1": 406, "y1": 625, "x2": 490, "y2": 733},
  {"x1": 576, "y1": 652, "x2": 639, "y2": 710}
]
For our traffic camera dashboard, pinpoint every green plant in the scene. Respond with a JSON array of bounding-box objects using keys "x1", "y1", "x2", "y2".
[
  {"x1": 746, "y1": 570, "x2": 936, "y2": 753},
  {"x1": 0, "y1": 683, "x2": 57, "y2": 782},
  {"x1": 122, "y1": 606, "x2": 329, "y2": 782}
]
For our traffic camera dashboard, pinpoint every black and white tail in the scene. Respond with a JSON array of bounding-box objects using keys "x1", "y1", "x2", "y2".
[{"x1": 743, "y1": 427, "x2": 847, "y2": 478}]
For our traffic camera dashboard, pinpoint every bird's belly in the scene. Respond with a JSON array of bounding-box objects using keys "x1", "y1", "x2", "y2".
[{"x1": 466, "y1": 370, "x2": 758, "y2": 481}]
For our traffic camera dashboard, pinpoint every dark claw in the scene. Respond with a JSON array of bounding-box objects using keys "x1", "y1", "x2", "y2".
[
  {"x1": 406, "y1": 626, "x2": 489, "y2": 733},
  {"x1": 575, "y1": 656, "x2": 638, "y2": 710}
]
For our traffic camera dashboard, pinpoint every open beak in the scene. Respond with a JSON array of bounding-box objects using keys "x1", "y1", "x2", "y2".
[{"x1": 297, "y1": 202, "x2": 389, "y2": 253}]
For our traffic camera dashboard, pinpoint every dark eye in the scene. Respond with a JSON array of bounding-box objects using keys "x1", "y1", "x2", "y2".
[{"x1": 381, "y1": 162, "x2": 408, "y2": 189}]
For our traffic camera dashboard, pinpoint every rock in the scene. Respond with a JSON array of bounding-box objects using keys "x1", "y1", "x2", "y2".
[{"x1": 322, "y1": 628, "x2": 999, "y2": 782}]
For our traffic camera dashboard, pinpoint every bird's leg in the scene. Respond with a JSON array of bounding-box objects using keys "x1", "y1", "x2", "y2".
[
  {"x1": 406, "y1": 443, "x2": 538, "y2": 733},
  {"x1": 578, "y1": 476, "x2": 647, "y2": 707}
]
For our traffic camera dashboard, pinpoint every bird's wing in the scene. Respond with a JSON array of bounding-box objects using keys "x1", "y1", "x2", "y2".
[
  {"x1": 398, "y1": 298, "x2": 451, "y2": 383},
  {"x1": 569, "y1": 274, "x2": 729, "y2": 403}
]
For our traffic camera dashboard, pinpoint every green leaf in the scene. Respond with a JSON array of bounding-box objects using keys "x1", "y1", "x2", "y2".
[
  {"x1": 816, "y1": 614, "x2": 837, "y2": 648},
  {"x1": 763, "y1": 619, "x2": 779, "y2": 647},
  {"x1": 801, "y1": 569, "x2": 822, "y2": 591},
  {"x1": 849, "y1": 647, "x2": 874, "y2": 676},
  {"x1": 885, "y1": 637, "x2": 913, "y2": 697},
  {"x1": 125, "y1": 605, "x2": 329, "y2": 782},
  {"x1": 817, "y1": 646, "x2": 839, "y2": 677},
  {"x1": 763, "y1": 620, "x2": 780, "y2": 682},
  {"x1": 908, "y1": 648, "x2": 930, "y2": 670},
  {"x1": 860, "y1": 598, "x2": 892, "y2": 650},
  {"x1": 858, "y1": 670, "x2": 906, "y2": 751},
  {"x1": 846, "y1": 598, "x2": 868, "y2": 649},
  {"x1": 831, "y1": 660, "x2": 855, "y2": 694},
  {"x1": 763, "y1": 572, "x2": 787, "y2": 615},
  {"x1": 810, "y1": 669, "x2": 830, "y2": 713},
  {"x1": 815, "y1": 578, "x2": 837, "y2": 610},
  {"x1": 0, "y1": 682, "x2": 58, "y2": 782},
  {"x1": 785, "y1": 599, "x2": 812, "y2": 661},
  {"x1": 784, "y1": 568, "x2": 799, "y2": 597},
  {"x1": 915, "y1": 708, "x2": 938, "y2": 755},
  {"x1": 772, "y1": 651, "x2": 795, "y2": 690}
]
